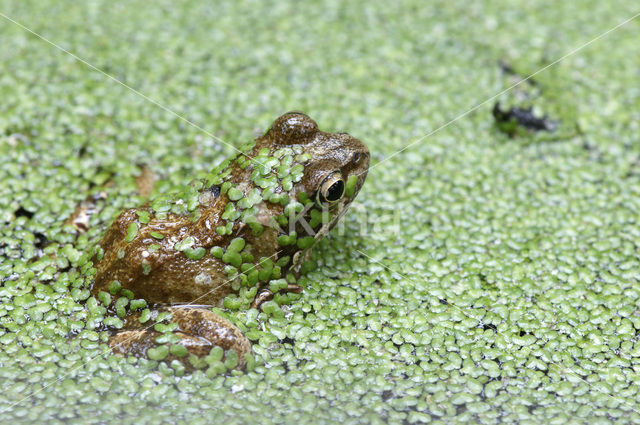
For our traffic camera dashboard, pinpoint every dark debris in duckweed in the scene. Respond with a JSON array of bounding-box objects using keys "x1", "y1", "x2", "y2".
[
  {"x1": 492, "y1": 102, "x2": 557, "y2": 134},
  {"x1": 2, "y1": 0, "x2": 640, "y2": 423}
]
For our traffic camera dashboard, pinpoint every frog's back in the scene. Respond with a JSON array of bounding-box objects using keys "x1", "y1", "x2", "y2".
[{"x1": 93, "y1": 204, "x2": 236, "y2": 306}]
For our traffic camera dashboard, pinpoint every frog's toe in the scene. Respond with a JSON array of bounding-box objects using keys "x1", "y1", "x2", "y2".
[{"x1": 108, "y1": 307, "x2": 251, "y2": 369}]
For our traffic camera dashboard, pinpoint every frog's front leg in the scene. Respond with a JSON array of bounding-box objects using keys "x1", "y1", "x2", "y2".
[{"x1": 109, "y1": 306, "x2": 250, "y2": 368}]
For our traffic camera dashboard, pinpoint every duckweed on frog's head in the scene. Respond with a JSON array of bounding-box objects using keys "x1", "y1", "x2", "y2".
[{"x1": 255, "y1": 112, "x2": 370, "y2": 267}]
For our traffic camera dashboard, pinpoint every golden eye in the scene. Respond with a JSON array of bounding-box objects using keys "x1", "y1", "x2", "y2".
[{"x1": 317, "y1": 173, "x2": 345, "y2": 204}]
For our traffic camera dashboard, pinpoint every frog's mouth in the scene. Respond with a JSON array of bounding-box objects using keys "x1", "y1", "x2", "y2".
[{"x1": 316, "y1": 198, "x2": 352, "y2": 240}]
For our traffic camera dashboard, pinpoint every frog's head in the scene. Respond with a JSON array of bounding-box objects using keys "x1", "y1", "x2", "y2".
[{"x1": 262, "y1": 112, "x2": 369, "y2": 238}]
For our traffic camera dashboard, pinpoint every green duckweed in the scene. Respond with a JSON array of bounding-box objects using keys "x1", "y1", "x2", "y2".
[{"x1": 1, "y1": 0, "x2": 640, "y2": 424}]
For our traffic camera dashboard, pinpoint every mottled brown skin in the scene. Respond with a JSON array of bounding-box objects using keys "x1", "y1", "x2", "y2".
[
  {"x1": 110, "y1": 307, "x2": 251, "y2": 368},
  {"x1": 92, "y1": 112, "x2": 370, "y2": 368}
]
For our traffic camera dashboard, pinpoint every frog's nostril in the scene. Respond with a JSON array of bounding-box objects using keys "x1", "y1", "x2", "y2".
[{"x1": 352, "y1": 150, "x2": 370, "y2": 165}]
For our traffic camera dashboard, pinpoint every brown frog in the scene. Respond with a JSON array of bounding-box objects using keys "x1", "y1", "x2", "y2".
[{"x1": 91, "y1": 112, "x2": 369, "y2": 370}]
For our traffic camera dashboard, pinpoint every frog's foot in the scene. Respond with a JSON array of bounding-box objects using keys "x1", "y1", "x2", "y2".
[
  {"x1": 108, "y1": 306, "x2": 250, "y2": 369},
  {"x1": 250, "y1": 284, "x2": 303, "y2": 309}
]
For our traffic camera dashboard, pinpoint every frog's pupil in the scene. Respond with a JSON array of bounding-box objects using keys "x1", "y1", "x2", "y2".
[
  {"x1": 326, "y1": 180, "x2": 344, "y2": 201},
  {"x1": 209, "y1": 185, "x2": 221, "y2": 197}
]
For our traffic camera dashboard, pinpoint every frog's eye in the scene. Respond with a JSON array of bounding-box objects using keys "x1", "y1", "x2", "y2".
[{"x1": 317, "y1": 173, "x2": 345, "y2": 204}]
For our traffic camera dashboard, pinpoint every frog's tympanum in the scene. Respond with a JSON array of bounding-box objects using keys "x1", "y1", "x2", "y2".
[{"x1": 91, "y1": 113, "x2": 369, "y2": 369}]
